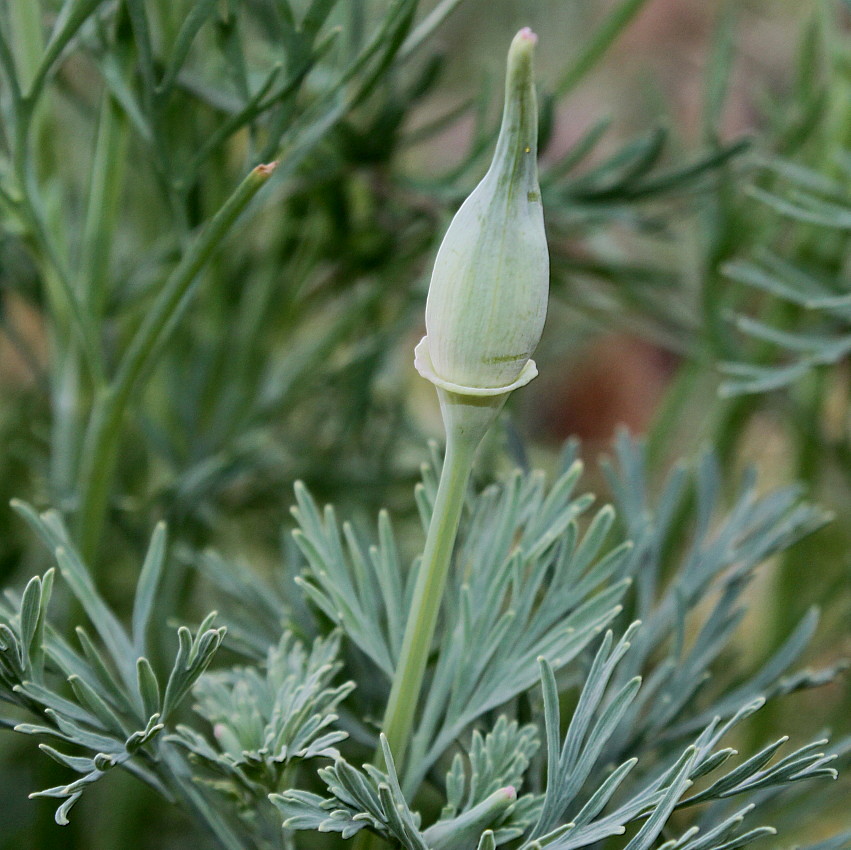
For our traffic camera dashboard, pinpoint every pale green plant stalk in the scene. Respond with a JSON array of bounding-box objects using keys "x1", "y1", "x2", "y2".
[
  {"x1": 378, "y1": 423, "x2": 477, "y2": 766},
  {"x1": 353, "y1": 397, "x2": 507, "y2": 850},
  {"x1": 356, "y1": 27, "x2": 547, "y2": 850},
  {"x1": 356, "y1": 396, "x2": 513, "y2": 850},
  {"x1": 8, "y1": 0, "x2": 86, "y2": 511}
]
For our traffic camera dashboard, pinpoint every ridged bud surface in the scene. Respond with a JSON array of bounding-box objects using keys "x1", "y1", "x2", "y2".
[{"x1": 417, "y1": 28, "x2": 549, "y2": 394}]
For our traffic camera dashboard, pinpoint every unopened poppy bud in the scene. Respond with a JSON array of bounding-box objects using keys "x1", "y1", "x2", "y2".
[
  {"x1": 422, "y1": 786, "x2": 517, "y2": 849},
  {"x1": 415, "y1": 27, "x2": 549, "y2": 397}
]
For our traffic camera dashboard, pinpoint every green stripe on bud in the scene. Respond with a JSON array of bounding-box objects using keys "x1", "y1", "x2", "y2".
[{"x1": 416, "y1": 27, "x2": 548, "y2": 396}]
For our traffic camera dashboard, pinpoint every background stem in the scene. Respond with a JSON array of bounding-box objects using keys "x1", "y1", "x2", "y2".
[{"x1": 74, "y1": 162, "x2": 276, "y2": 563}]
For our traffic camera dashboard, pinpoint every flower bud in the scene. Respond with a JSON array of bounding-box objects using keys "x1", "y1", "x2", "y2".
[
  {"x1": 416, "y1": 27, "x2": 549, "y2": 397},
  {"x1": 422, "y1": 786, "x2": 517, "y2": 849}
]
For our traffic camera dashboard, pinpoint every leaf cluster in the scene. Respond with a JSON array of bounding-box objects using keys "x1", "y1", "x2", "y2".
[
  {"x1": 0, "y1": 429, "x2": 846, "y2": 848},
  {"x1": 0, "y1": 505, "x2": 226, "y2": 830},
  {"x1": 255, "y1": 433, "x2": 845, "y2": 848},
  {"x1": 174, "y1": 630, "x2": 354, "y2": 799}
]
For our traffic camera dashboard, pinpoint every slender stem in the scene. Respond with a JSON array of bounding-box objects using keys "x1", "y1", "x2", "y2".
[
  {"x1": 381, "y1": 431, "x2": 475, "y2": 765},
  {"x1": 74, "y1": 162, "x2": 276, "y2": 563},
  {"x1": 353, "y1": 428, "x2": 477, "y2": 850},
  {"x1": 8, "y1": 0, "x2": 95, "y2": 502},
  {"x1": 81, "y1": 86, "x2": 129, "y2": 324},
  {"x1": 7, "y1": 10, "x2": 104, "y2": 385},
  {"x1": 26, "y1": 0, "x2": 103, "y2": 108},
  {"x1": 9, "y1": 0, "x2": 43, "y2": 91},
  {"x1": 50, "y1": 87, "x2": 129, "y2": 502}
]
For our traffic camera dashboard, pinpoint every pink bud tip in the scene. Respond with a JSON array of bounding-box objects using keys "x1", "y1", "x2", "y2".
[
  {"x1": 518, "y1": 27, "x2": 537, "y2": 44},
  {"x1": 503, "y1": 786, "x2": 518, "y2": 800}
]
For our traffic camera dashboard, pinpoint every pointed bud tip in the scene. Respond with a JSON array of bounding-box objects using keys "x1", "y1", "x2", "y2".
[
  {"x1": 509, "y1": 28, "x2": 538, "y2": 61},
  {"x1": 255, "y1": 161, "x2": 278, "y2": 177}
]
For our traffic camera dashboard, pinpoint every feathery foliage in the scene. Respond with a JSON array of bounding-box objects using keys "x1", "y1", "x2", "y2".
[{"x1": 1, "y1": 432, "x2": 846, "y2": 847}]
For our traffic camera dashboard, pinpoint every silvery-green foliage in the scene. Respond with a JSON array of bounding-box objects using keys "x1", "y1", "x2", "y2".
[
  {"x1": 271, "y1": 735, "x2": 427, "y2": 844},
  {"x1": 293, "y1": 449, "x2": 633, "y2": 793},
  {"x1": 173, "y1": 631, "x2": 354, "y2": 796},
  {"x1": 721, "y1": 155, "x2": 851, "y2": 396},
  {"x1": 440, "y1": 716, "x2": 539, "y2": 820},
  {"x1": 0, "y1": 505, "x2": 229, "y2": 834},
  {"x1": 271, "y1": 733, "x2": 527, "y2": 847},
  {"x1": 275, "y1": 623, "x2": 835, "y2": 850},
  {"x1": 270, "y1": 433, "x2": 845, "y2": 849},
  {"x1": 0, "y1": 433, "x2": 846, "y2": 848},
  {"x1": 601, "y1": 431, "x2": 839, "y2": 741},
  {"x1": 526, "y1": 657, "x2": 837, "y2": 850}
]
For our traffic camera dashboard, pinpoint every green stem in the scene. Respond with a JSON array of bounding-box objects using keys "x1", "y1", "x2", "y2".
[
  {"x1": 51, "y1": 87, "x2": 129, "y2": 502},
  {"x1": 353, "y1": 417, "x2": 480, "y2": 850},
  {"x1": 9, "y1": 0, "x2": 43, "y2": 91},
  {"x1": 74, "y1": 161, "x2": 276, "y2": 564},
  {"x1": 380, "y1": 429, "x2": 476, "y2": 765},
  {"x1": 81, "y1": 85, "x2": 129, "y2": 325}
]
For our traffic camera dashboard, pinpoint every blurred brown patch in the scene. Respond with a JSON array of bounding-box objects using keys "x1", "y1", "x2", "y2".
[
  {"x1": 605, "y1": 0, "x2": 769, "y2": 139},
  {"x1": 535, "y1": 334, "x2": 677, "y2": 443},
  {"x1": 0, "y1": 294, "x2": 46, "y2": 387},
  {"x1": 618, "y1": 0, "x2": 711, "y2": 53}
]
